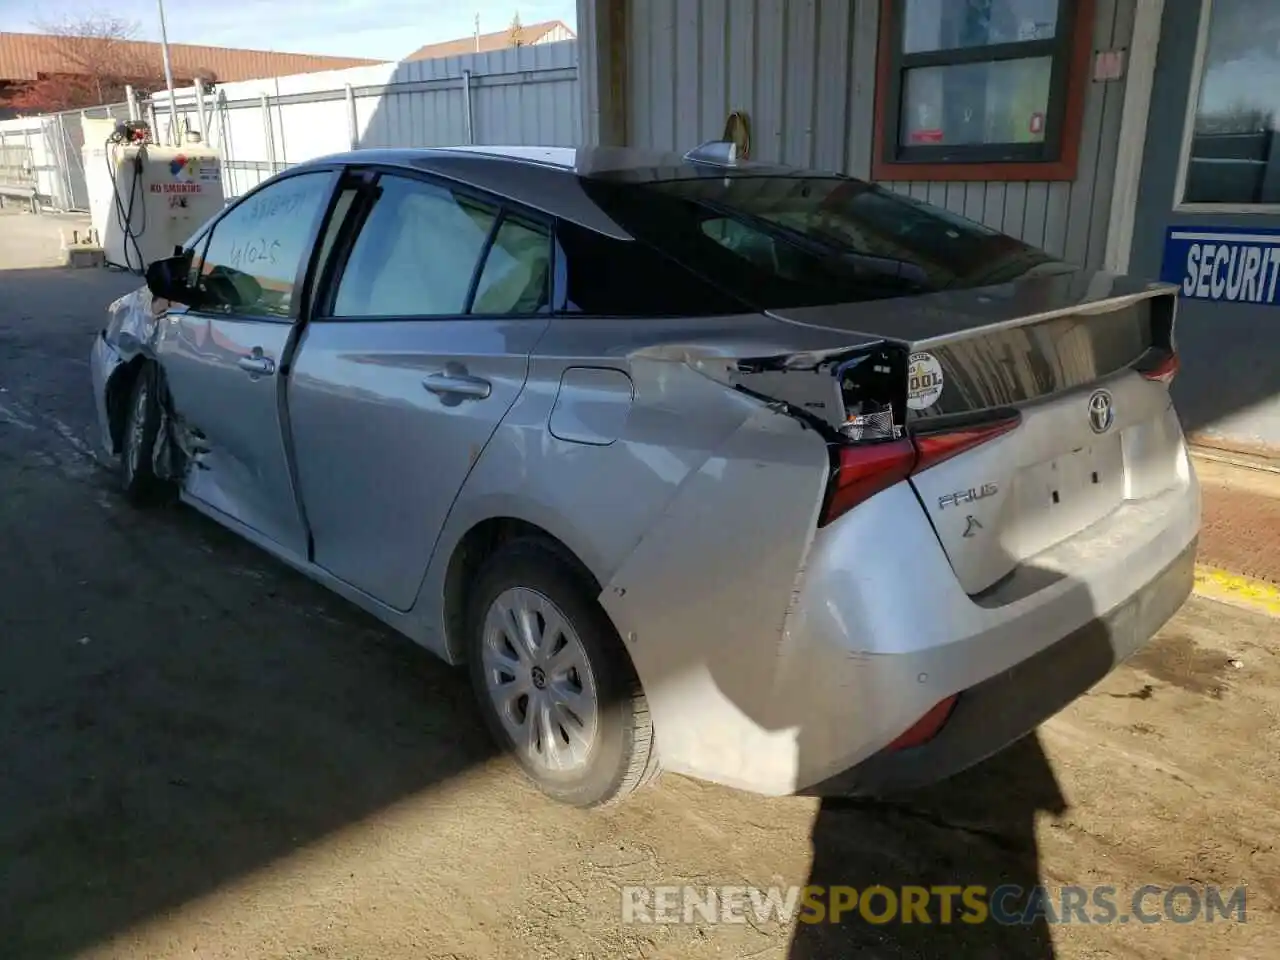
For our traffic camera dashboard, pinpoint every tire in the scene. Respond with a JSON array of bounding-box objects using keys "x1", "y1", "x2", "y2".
[
  {"x1": 119, "y1": 362, "x2": 169, "y2": 506},
  {"x1": 467, "y1": 539, "x2": 660, "y2": 807}
]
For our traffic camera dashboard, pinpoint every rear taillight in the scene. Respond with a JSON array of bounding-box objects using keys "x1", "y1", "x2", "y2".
[
  {"x1": 819, "y1": 412, "x2": 1021, "y2": 526},
  {"x1": 886, "y1": 695, "x2": 958, "y2": 751},
  {"x1": 1140, "y1": 350, "x2": 1179, "y2": 385},
  {"x1": 913, "y1": 413, "x2": 1021, "y2": 472},
  {"x1": 820, "y1": 439, "x2": 915, "y2": 527}
]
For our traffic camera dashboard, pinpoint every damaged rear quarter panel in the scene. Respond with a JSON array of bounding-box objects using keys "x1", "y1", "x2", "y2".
[{"x1": 597, "y1": 400, "x2": 832, "y2": 793}]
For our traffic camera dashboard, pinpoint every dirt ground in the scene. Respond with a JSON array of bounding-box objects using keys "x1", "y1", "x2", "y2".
[{"x1": 0, "y1": 208, "x2": 1277, "y2": 960}]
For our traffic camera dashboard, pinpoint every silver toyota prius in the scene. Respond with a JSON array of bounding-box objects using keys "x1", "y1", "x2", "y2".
[{"x1": 89, "y1": 143, "x2": 1200, "y2": 807}]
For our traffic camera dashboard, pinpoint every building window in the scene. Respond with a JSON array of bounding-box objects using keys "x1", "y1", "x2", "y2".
[
  {"x1": 874, "y1": 0, "x2": 1092, "y2": 181},
  {"x1": 1180, "y1": 0, "x2": 1280, "y2": 206}
]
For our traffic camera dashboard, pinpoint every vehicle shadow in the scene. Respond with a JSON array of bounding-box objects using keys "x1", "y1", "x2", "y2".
[{"x1": 790, "y1": 736, "x2": 1064, "y2": 958}]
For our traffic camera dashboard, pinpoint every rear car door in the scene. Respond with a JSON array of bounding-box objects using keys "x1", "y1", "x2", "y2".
[
  {"x1": 156, "y1": 169, "x2": 337, "y2": 556},
  {"x1": 287, "y1": 171, "x2": 553, "y2": 610}
]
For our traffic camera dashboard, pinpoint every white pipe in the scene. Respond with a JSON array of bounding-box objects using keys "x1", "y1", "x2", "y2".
[
  {"x1": 463, "y1": 70, "x2": 474, "y2": 144},
  {"x1": 213, "y1": 90, "x2": 225, "y2": 151},
  {"x1": 345, "y1": 83, "x2": 358, "y2": 149},
  {"x1": 156, "y1": 0, "x2": 179, "y2": 146},
  {"x1": 194, "y1": 78, "x2": 207, "y2": 144},
  {"x1": 261, "y1": 93, "x2": 277, "y2": 174}
]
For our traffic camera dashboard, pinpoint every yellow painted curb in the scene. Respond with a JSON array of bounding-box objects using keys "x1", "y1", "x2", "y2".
[{"x1": 1193, "y1": 565, "x2": 1280, "y2": 618}]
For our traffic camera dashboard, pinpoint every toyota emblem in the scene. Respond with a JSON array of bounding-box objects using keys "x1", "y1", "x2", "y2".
[{"x1": 1088, "y1": 389, "x2": 1114, "y2": 434}]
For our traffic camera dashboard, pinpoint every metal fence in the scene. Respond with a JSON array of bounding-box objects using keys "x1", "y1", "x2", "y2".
[
  {"x1": 0, "y1": 132, "x2": 35, "y2": 200},
  {"x1": 0, "y1": 40, "x2": 581, "y2": 211}
]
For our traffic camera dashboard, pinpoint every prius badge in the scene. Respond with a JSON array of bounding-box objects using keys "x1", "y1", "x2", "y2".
[{"x1": 938, "y1": 483, "x2": 998, "y2": 510}]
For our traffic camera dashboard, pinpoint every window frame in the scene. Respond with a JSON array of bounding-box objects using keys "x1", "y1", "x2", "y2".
[
  {"x1": 184, "y1": 167, "x2": 342, "y2": 323},
  {"x1": 1172, "y1": 0, "x2": 1280, "y2": 213},
  {"x1": 872, "y1": 0, "x2": 1095, "y2": 182},
  {"x1": 312, "y1": 166, "x2": 555, "y2": 323}
]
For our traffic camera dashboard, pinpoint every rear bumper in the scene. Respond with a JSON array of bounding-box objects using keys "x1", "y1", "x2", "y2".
[
  {"x1": 780, "y1": 457, "x2": 1200, "y2": 796},
  {"x1": 629, "y1": 438, "x2": 1199, "y2": 797},
  {"x1": 803, "y1": 533, "x2": 1197, "y2": 796}
]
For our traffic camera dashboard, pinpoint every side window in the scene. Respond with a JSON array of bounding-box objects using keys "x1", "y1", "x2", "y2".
[
  {"x1": 556, "y1": 220, "x2": 747, "y2": 317},
  {"x1": 330, "y1": 175, "x2": 498, "y2": 319},
  {"x1": 192, "y1": 172, "x2": 333, "y2": 319},
  {"x1": 471, "y1": 217, "x2": 551, "y2": 315}
]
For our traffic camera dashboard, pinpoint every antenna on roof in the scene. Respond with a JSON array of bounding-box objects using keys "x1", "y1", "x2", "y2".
[{"x1": 683, "y1": 140, "x2": 741, "y2": 167}]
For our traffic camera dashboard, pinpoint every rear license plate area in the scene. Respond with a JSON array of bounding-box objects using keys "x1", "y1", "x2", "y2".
[{"x1": 1011, "y1": 437, "x2": 1125, "y2": 552}]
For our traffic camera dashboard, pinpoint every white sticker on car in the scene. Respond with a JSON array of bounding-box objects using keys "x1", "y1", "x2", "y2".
[{"x1": 907, "y1": 352, "x2": 945, "y2": 410}]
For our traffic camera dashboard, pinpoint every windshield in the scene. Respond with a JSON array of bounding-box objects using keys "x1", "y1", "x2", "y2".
[{"x1": 580, "y1": 174, "x2": 1063, "y2": 310}]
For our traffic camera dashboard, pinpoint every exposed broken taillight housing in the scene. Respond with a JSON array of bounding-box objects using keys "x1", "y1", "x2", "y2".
[
  {"x1": 886, "y1": 695, "x2": 958, "y2": 751},
  {"x1": 819, "y1": 411, "x2": 1021, "y2": 526},
  {"x1": 1139, "y1": 350, "x2": 1179, "y2": 385}
]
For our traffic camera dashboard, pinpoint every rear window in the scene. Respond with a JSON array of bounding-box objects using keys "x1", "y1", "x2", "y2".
[{"x1": 579, "y1": 174, "x2": 1061, "y2": 310}]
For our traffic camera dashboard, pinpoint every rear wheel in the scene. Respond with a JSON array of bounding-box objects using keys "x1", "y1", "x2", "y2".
[
  {"x1": 466, "y1": 539, "x2": 660, "y2": 807},
  {"x1": 119, "y1": 363, "x2": 169, "y2": 506}
]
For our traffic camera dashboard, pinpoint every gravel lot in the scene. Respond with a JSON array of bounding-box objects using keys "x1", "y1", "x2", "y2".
[{"x1": 1, "y1": 208, "x2": 1277, "y2": 960}]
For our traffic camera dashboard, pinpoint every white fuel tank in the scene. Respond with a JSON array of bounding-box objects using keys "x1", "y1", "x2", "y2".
[{"x1": 82, "y1": 119, "x2": 225, "y2": 272}]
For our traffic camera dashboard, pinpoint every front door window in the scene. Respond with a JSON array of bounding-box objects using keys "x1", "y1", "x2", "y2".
[{"x1": 192, "y1": 172, "x2": 334, "y2": 318}]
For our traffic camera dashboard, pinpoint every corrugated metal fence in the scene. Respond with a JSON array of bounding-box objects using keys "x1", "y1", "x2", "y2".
[{"x1": 0, "y1": 40, "x2": 581, "y2": 211}]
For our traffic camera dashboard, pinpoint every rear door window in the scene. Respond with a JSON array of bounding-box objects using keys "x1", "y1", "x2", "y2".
[
  {"x1": 471, "y1": 216, "x2": 552, "y2": 315},
  {"x1": 329, "y1": 174, "x2": 498, "y2": 319}
]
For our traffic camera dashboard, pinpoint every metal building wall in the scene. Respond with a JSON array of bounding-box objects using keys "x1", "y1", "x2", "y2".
[{"x1": 623, "y1": 0, "x2": 1135, "y2": 270}]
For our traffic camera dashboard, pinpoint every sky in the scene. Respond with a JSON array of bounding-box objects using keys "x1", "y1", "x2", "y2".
[{"x1": 0, "y1": 0, "x2": 578, "y2": 60}]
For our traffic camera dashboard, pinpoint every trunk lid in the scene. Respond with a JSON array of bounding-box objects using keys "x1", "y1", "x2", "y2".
[{"x1": 764, "y1": 269, "x2": 1182, "y2": 595}]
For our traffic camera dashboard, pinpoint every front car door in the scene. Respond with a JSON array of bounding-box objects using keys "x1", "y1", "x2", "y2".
[
  {"x1": 156, "y1": 169, "x2": 338, "y2": 556},
  {"x1": 287, "y1": 171, "x2": 553, "y2": 610}
]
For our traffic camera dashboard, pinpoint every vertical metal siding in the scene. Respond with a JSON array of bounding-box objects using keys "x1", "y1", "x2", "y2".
[{"x1": 622, "y1": 0, "x2": 1135, "y2": 270}]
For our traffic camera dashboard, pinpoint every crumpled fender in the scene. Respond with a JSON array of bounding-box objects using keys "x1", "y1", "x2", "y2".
[
  {"x1": 103, "y1": 285, "x2": 164, "y2": 357},
  {"x1": 96, "y1": 285, "x2": 186, "y2": 480}
]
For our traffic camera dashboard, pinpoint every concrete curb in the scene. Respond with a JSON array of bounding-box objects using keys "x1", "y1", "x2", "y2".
[{"x1": 1193, "y1": 565, "x2": 1280, "y2": 618}]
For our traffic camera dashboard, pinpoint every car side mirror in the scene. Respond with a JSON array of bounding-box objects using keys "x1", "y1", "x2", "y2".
[{"x1": 145, "y1": 254, "x2": 197, "y2": 306}]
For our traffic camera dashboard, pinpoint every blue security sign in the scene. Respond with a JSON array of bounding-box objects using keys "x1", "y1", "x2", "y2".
[{"x1": 1160, "y1": 226, "x2": 1280, "y2": 306}]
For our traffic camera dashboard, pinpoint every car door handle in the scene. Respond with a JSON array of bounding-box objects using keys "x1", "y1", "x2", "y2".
[
  {"x1": 423, "y1": 372, "x2": 491, "y2": 400},
  {"x1": 237, "y1": 355, "x2": 275, "y2": 376}
]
